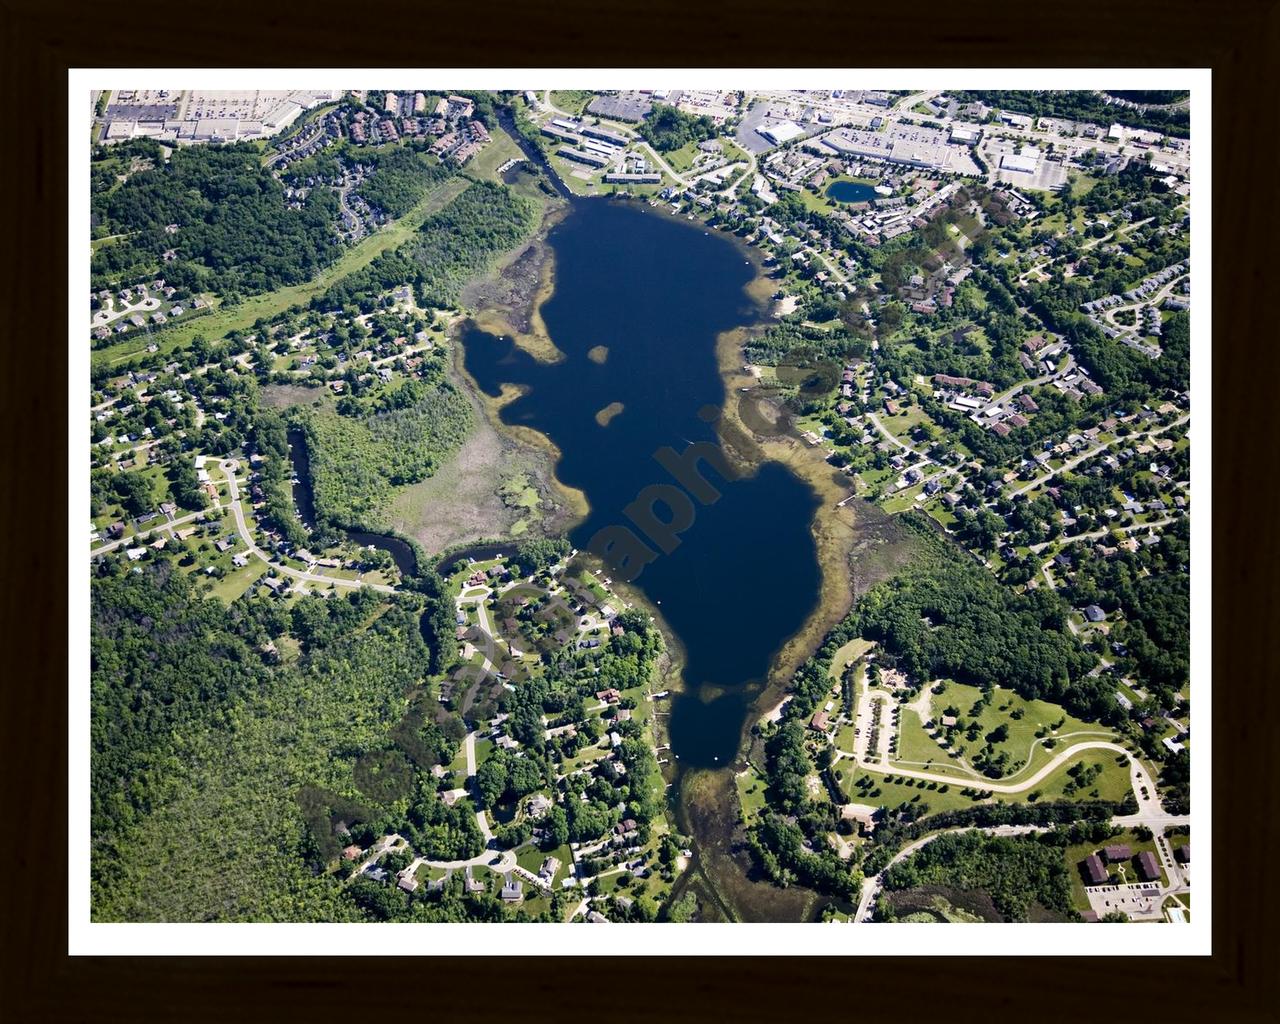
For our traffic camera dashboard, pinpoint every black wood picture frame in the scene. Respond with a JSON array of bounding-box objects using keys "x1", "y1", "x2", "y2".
[{"x1": 3, "y1": 0, "x2": 1274, "y2": 1018}]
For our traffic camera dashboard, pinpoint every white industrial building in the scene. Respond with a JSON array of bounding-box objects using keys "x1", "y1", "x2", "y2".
[
  {"x1": 759, "y1": 120, "x2": 806, "y2": 146},
  {"x1": 1000, "y1": 145, "x2": 1041, "y2": 174}
]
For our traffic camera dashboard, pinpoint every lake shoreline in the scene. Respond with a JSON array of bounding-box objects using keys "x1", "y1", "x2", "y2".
[{"x1": 455, "y1": 193, "x2": 912, "y2": 922}]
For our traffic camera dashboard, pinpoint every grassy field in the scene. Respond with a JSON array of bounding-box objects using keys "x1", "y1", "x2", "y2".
[
  {"x1": 877, "y1": 400, "x2": 935, "y2": 446},
  {"x1": 204, "y1": 558, "x2": 269, "y2": 603},
  {"x1": 881, "y1": 483, "x2": 927, "y2": 515},
  {"x1": 1000, "y1": 752, "x2": 1132, "y2": 804},
  {"x1": 516, "y1": 842, "x2": 572, "y2": 887},
  {"x1": 664, "y1": 137, "x2": 753, "y2": 176},
  {"x1": 925, "y1": 502, "x2": 960, "y2": 531},
  {"x1": 549, "y1": 91, "x2": 595, "y2": 116},
  {"x1": 895, "y1": 706, "x2": 967, "y2": 771},
  {"x1": 92, "y1": 174, "x2": 471, "y2": 370},
  {"x1": 734, "y1": 762, "x2": 770, "y2": 826},
  {"x1": 545, "y1": 153, "x2": 606, "y2": 196},
  {"x1": 828, "y1": 638, "x2": 874, "y2": 680},
  {"x1": 838, "y1": 763, "x2": 976, "y2": 817},
  {"x1": 916, "y1": 682, "x2": 1117, "y2": 781},
  {"x1": 662, "y1": 140, "x2": 708, "y2": 174},
  {"x1": 838, "y1": 737, "x2": 1130, "y2": 821},
  {"x1": 463, "y1": 124, "x2": 526, "y2": 182}
]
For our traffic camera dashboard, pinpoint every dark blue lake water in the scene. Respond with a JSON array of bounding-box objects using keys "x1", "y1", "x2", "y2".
[
  {"x1": 825, "y1": 179, "x2": 879, "y2": 204},
  {"x1": 462, "y1": 199, "x2": 822, "y2": 766}
]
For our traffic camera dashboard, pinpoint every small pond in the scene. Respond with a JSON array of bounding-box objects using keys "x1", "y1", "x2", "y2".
[{"x1": 825, "y1": 179, "x2": 880, "y2": 204}]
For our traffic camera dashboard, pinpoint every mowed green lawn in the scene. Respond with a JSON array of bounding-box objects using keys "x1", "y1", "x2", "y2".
[
  {"x1": 895, "y1": 682, "x2": 1119, "y2": 783},
  {"x1": 838, "y1": 763, "x2": 976, "y2": 817},
  {"x1": 921, "y1": 686, "x2": 1111, "y2": 778},
  {"x1": 548, "y1": 91, "x2": 595, "y2": 116},
  {"x1": 999, "y1": 753, "x2": 1132, "y2": 805},
  {"x1": 835, "y1": 744, "x2": 1131, "y2": 821},
  {"x1": 734, "y1": 763, "x2": 770, "y2": 825},
  {"x1": 92, "y1": 174, "x2": 471, "y2": 370},
  {"x1": 659, "y1": 140, "x2": 702, "y2": 174},
  {"x1": 877, "y1": 400, "x2": 936, "y2": 447},
  {"x1": 515, "y1": 842, "x2": 573, "y2": 887}
]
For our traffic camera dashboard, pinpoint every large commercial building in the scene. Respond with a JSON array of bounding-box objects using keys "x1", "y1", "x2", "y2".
[
  {"x1": 758, "y1": 120, "x2": 806, "y2": 146},
  {"x1": 818, "y1": 125, "x2": 980, "y2": 174},
  {"x1": 999, "y1": 145, "x2": 1042, "y2": 174},
  {"x1": 101, "y1": 89, "x2": 338, "y2": 146}
]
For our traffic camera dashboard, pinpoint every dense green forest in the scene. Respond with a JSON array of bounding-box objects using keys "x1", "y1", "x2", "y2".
[
  {"x1": 637, "y1": 103, "x2": 718, "y2": 152},
  {"x1": 950, "y1": 89, "x2": 1190, "y2": 137},
  {"x1": 405, "y1": 181, "x2": 537, "y2": 306},
  {"x1": 850, "y1": 514, "x2": 1108, "y2": 721},
  {"x1": 1106, "y1": 90, "x2": 1189, "y2": 106},
  {"x1": 355, "y1": 147, "x2": 452, "y2": 218},
  {"x1": 743, "y1": 318, "x2": 869, "y2": 367},
  {"x1": 90, "y1": 558, "x2": 574, "y2": 922},
  {"x1": 90, "y1": 140, "x2": 341, "y2": 296},
  {"x1": 321, "y1": 180, "x2": 537, "y2": 311},
  {"x1": 878, "y1": 830, "x2": 1076, "y2": 921},
  {"x1": 862, "y1": 798, "x2": 1132, "y2": 875},
  {"x1": 300, "y1": 378, "x2": 472, "y2": 529},
  {"x1": 1060, "y1": 516, "x2": 1190, "y2": 702},
  {"x1": 250, "y1": 407, "x2": 309, "y2": 548},
  {"x1": 91, "y1": 562, "x2": 440, "y2": 921}
]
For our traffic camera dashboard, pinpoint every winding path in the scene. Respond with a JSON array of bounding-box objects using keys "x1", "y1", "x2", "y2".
[{"x1": 837, "y1": 737, "x2": 1133, "y2": 795}]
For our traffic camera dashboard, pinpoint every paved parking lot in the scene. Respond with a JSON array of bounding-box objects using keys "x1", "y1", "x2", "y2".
[{"x1": 1085, "y1": 881, "x2": 1165, "y2": 921}]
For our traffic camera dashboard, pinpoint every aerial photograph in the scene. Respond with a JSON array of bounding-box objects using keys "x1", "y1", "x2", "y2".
[{"x1": 83, "y1": 81, "x2": 1197, "y2": 932}]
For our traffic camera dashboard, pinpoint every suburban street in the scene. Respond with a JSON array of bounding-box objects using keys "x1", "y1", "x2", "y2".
[
  {"x1": 218, "y1": 460, "x2": 395, "y2": 594},
  {"x1": 1010, "y1": 413, "x2": 1189, "y2": 497},
  {"x1": 1028, "y1": 515, "x2": 1177, "y2": 555},
  {"x1": 91, "y1": 458, "x2": 397, "y2": 594}
]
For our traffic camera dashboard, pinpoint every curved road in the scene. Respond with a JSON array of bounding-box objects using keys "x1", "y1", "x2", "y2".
[
  {"x1": 847, "y1": 740, "x2": 1183, "y2": 922},
  {"x1": 1028, "y1": 515, "x2": 1177, "y2": 556},
  {"x1": 218, "y1": 459, "x2": 395, "y2": 594},
  {"x1": 836, "y1": 737, "x2": 1135, "y2": 795}
]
